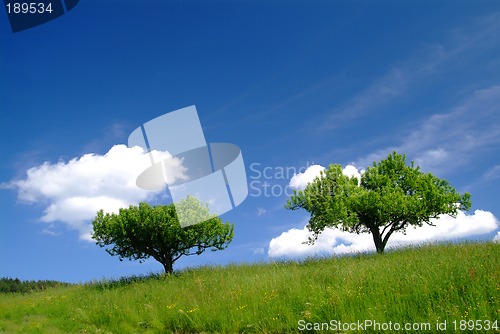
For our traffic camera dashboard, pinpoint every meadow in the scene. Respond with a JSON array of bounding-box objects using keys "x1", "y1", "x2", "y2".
[{"x1": 0, "y1": 242, "x2": 498, "y2": 333}]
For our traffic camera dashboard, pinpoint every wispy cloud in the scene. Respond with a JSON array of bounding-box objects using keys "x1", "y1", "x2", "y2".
[
  {"x1": 252, "y1": 247, "x2": 265, "y2": 255},
  {"x1": 355, "y1": 85, "x2": 500, "y2": 174},
  {"x1": 41, "y1": 226, "x2": 61, "y2": 237},
  {"x1": 320, "y1": 67, "x2": 410, "y2": 130},
  {"x1": 81, "y1": 121, "x2": 131, "y2": 154},
  {"x1": 320, "y1": 12, "x2": 500, "y2": 131},
  {"x1": 482, "y1": 165, "x2": 500, "y2": 181}
]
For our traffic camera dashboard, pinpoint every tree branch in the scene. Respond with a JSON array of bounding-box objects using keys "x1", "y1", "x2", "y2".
[{"x1": 381, "y1": 221, "x2": 394, "y2": 236}]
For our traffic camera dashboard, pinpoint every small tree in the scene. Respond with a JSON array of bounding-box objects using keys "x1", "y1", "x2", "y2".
[
  {"x1": 286, "y1": 152, "x2": 471, "y2": 253},
  {"x1": 92, "y1": 197, "x2": 234, "y2": 274}
]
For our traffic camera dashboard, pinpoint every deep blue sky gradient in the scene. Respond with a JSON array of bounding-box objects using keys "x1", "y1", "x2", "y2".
[{"x1": 1, "y1": 1, "x2": 499, "y2": 282}]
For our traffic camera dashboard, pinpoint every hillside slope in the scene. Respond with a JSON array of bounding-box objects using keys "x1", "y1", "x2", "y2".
[{"x1": 1, "y1": 242, "x2": 499, "y2": 333}]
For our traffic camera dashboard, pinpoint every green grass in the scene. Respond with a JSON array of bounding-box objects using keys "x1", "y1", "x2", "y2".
[{"x1": 1, "y1": 242, "x2": 499, "y2": 333}]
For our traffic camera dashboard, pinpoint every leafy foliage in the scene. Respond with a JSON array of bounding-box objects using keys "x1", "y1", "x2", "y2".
[
  {"x1": 286, "y1": 151, "x2": 472, "y2": 253},
  {"x1": 91, "y1": 196, "x2": 234, "y2": 273}
]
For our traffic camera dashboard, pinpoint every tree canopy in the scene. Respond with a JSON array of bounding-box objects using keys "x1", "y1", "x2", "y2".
[
  {"x1": 285, "y1": 152, "x2": 471, "y2": 253},
  {"x1": 92, "y1": 196, "x2": 234, "y2": 273}
]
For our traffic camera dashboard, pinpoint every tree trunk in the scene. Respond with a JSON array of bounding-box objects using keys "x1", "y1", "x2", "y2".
[
  {"x1": 161, "y1": 258, "x2": 174, "y2": 274},
  {"x1": 371, "y1": 228, "x2": 385, "y2": 254}
]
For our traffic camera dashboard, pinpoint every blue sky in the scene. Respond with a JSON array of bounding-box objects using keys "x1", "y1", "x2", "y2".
[{"x1": 1, "y1": 1, "x2": 499, "y2": 283}]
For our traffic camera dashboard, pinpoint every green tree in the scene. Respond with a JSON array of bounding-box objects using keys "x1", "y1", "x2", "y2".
[
  {"x1": 286, "y1": 152, "x2": 471, "y2": 254},
  {"x1": 91, "y1": 197, "x2": 234, "y2": 274}
]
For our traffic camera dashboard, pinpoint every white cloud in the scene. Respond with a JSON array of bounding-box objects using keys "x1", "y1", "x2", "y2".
[
  {"x1": 288, "y1": 164, "x2": 362, "y2": 191},
  {"x1": 494, "y1": 231, "x2": 500, "y2": 243},
  {"x1": 268, "y1": 210, "x2": 499, "y2": 258},
  {"x1": 4, "y1": 144, "x2": 187, "y2": 241},
  {"x1": 342, "y1": 165, "x2": 362, "y2": 184},
  {"x1": 268, "y1": 225, "x2": 372, "y2": 258},
  {"x1": 289, "y1": 164, "x2": 325, "y2": 190}
]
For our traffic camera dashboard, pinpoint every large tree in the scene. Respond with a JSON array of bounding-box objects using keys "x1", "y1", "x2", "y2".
[
  {"x1": 91, "y1": 197, "x2": 234, "y2": 273},
  {"x1": 286, "y1": 152, "x2": 471, "y2": 253}
]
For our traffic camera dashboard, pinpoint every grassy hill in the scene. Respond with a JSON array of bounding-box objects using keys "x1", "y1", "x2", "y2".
[{"x1": 1, "y1": 242, "x2": 499, "y2": 333}]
